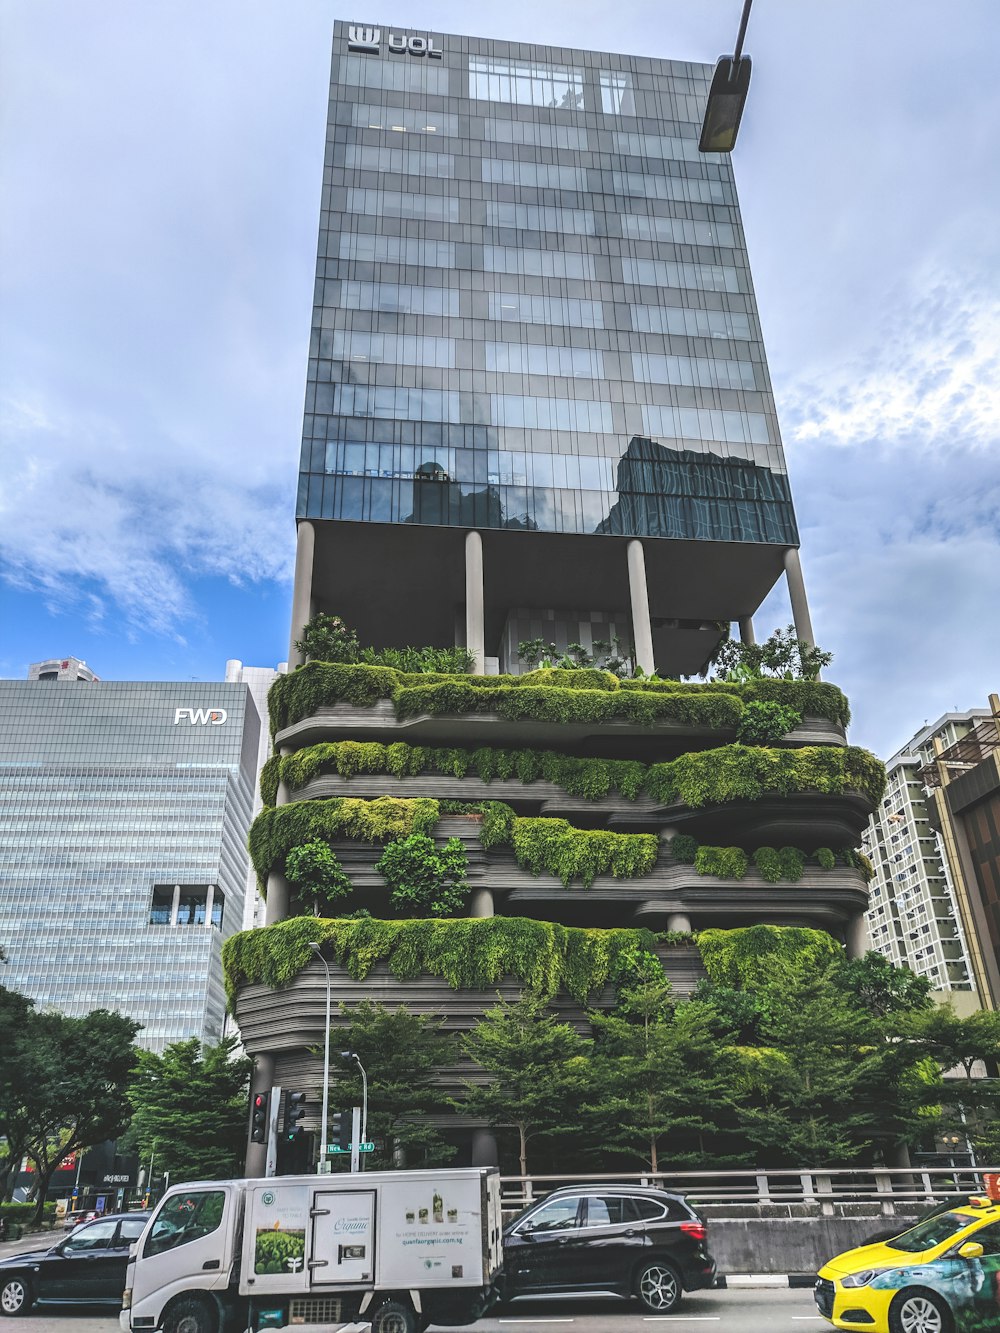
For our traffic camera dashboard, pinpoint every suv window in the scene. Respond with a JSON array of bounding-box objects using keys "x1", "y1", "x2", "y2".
[
  {"x1": 65, "y1": 1219, "x2": 118, "y2": 1252},
  {"x1": 144, "y1": 1191, "x2": 225, "y2": 1257},
  {"x1": 583, "y1": 1196, "x2": 635, "y2": 1227},
  {"x1": 633, "y1": 1197, "x2": 690, "y2": 1222},
  {"x1": 522, "y1": 1198, "x2": 580, "y2": 1232}
]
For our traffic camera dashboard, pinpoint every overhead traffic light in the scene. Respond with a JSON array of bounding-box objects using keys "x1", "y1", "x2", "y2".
[
  {"x1": 283, "y1": 1091, "x2": 306, "y2": 1142},
  {"x1": 250, "y1": 1091, "x2": 270, "y2": 1144}
]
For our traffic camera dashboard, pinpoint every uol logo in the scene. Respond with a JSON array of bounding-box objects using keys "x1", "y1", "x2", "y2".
[
  {"x1": 174, "y1": 707, "x2": 228, "y2": 726},
  {"x1": 347, "y1": 25, "x2": 441, "y2": 58}
]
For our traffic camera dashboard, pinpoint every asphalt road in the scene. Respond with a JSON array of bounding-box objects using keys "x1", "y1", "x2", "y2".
[{"x1": 0, "y1": 1290, "x2": 826, "y2": 1333}]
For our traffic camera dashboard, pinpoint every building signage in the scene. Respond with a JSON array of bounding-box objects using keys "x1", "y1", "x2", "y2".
[
  {"x1": 347, "y1": 25, "x2": 441, "y2": 58},
  {"x1": 173, "y1": 707, "x2": 228, "y2": 725}
]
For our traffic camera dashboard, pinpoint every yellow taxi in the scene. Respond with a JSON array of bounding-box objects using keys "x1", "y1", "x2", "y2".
[{"x1": 815, "y1": 1197, "x2": 1000, "y2": 1333}]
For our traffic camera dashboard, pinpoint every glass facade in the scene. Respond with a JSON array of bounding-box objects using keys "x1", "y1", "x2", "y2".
[
  {"x1": 0, "y1": 681, "x2": 259, "y2": 1050},
  {"x1": 297, "y1": 24, "x2": 797, "y2": 547}
]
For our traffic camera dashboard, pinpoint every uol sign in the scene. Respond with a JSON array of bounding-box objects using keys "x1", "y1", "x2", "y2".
[
  {"x1": 174, "y1": 707, "x2": 228, "y2": 725},
  {"x1": 347, "y1": 25, "x2": 441, "y2": 58}
]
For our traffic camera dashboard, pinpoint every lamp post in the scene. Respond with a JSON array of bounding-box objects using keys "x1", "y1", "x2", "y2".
[
  {"x1": 699, "y1": 0, "x2": 754, "y2": 153},
  {"x1": 341, "y1": 1050, "x2": 368, "y2": 1171},
  {"x1": 307, "y1": 942, "x2": 332, "y2": 1174}
]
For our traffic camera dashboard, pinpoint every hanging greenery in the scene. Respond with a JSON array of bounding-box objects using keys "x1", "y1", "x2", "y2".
[
  {"x1": 697, "y1": 924, "x2": 842, "y2": 990},
  {"x1": 509, "y1": 818, "x2": 660, "y2": 888}
]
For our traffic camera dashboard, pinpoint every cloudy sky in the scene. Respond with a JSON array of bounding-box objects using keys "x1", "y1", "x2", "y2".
[{"x1": 2, "y1": 0, "x2": 998, "y2": 757}]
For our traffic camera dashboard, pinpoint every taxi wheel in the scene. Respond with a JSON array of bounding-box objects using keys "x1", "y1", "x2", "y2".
[{"x1": 888, "y1": 1288, "x2": 953, "y2": 1333}]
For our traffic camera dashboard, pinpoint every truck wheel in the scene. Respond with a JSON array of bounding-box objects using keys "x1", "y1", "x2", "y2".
[
  {"x1": 162, "y1": 1296, "x2": 218, "y2": 1333},
  {"x1": 371, "y1": 1301, "x2": 418, "y2": 1333},
  {"x1": 0, "y1": 1276, "x2": 33, "y2": 1317}
]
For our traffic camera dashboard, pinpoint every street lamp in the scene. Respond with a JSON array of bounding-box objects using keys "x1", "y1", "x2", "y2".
[
  {"x1": 307, "y1": 942, "x2": 332, "y2": 1175},
  {"x1": 340, "y1": 1050, "x2": 368, "y2": 1169},
  {"x1": 699, "y1": 0, "x2": 754, "y2": 153}
]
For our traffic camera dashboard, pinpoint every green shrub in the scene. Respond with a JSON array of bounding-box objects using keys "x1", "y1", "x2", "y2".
[
  {"x1": 375, "y1": 834, "x2": 469, "y2": 917},
  {"x1": 814, "y1": 847, "x2": 837, "y2": 870},
  {"x1": 697, "y1": 924, "x2": 842, "y2": 990},
  {"x1": 285, "y1": 840, "x2": 353, "y2": 908},
  {"x1": 645, "y1": 744, "x2": 885, "y2": 809},
  {"x1": 778, "y1": 846, "x2": 807, "y2": 880},
  {"x1": 295, "y1": 613, "x2": 360, "y2": 663},
  {"x1": 517, "y1": 668, "x2": 621, "y2": 691},
  {"x1": 753, "y1": 847, "x2": 783, "y2": 883},
  {"x1": 259, "y1": 755, "x2": 281, "y2": 807},
  {"x1": 694, "y1": 845, "x2": 749, "y2": 879},
  {"x1": 509, "y1": 818, "x2": 659, "y2": 887},
  {"x1": 736, "y1": 700, "x2": 802, "y2": 745},
  {"x1": 670, "y1": 834, "x2": 699, "y2": 864}
]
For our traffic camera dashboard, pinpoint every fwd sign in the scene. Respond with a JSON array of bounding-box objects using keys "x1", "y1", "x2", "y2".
[{"x1": 174, "y1": 707, "x2": 228, "y2": 725}]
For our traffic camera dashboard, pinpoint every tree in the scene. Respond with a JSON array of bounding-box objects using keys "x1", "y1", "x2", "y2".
[
  {"x1": 375, "y1": 834, "x2": 468, "y2": 917},
  {"x1": 899, "y1": 1004, "x2": 1000, "y2": 1160},
  {"x1": 0, "y1": 985, "x2": 35, "y2": 1200},
  {"x1": 585, "y1": 984, "x2": 741, "y2": 1172},
  {"x1": 126, "y1": 1036, "x2": 251, "y2": 1185},
  {"x1": 14, "y1": 1008, "x2": 139, "y2": 1222},
  {"x1": 331, "y1": 1003, "x2": 455, "y2": 1169},
  {"x1": 461, "y1": 995, "x2": 590, "y2": 1176},
  {"x1": 837, "y1": 951, "x2": 934, "y2": 1019},
  {"x1": 286, "y1": 840, "x2": 353, "y2": 914}
]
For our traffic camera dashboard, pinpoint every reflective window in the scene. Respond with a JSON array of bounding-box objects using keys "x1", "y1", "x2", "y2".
[
  {"x1": 632, "y1": 352, "x2": 757, "y2": 391},
  {"x1": 330, "y1": 385, "x2": 462, "y2": 423},
  {"x1": 485, "y1": 119, "x2": 588, "y2": 150},
  {"x1": 483, "y1": 246, "x2": 596, "y2": 280},
  {"x1": 489, "y1": 292, "x2": 603, "y2": 329},
  {"x1": 118, "y1": 1218, "x2": 149, "y2": 1244},
  {"x1": 482, "y1": 160, "x2": 588, "y2": 191},
  {"x1": 338, "y1": 234, "x2": 455, "y2": 268},
  {"x1": 340, "y1": 55, "x2": 450, "y2": 94},
  {"x1": 320, "y1": 330, "x2": 455, "y2": 369},
  {"x1": 641, "y1": 404, "x2": 770, "y2": 446},
  {"x1": 345, "y1": 145, "x2": 454, "y2": 177},
  {"x1": 485, "y1": 201, "x2": 596, "y2": 236},
  {"x1": 620, "y1": 214, "x2": 736, "y2": 248},
  {"x1": 583, "y1": 1196, "x2": 634, "y2": 1227},
  {"x1": 612, "y1": 130, "x2": 701, "y2": 162},
  {"x1": 345, "y1": 189, "x2": 459, "y2": 222},
  {"x1": 486, "y1": 343, "x2": 603, "y2": 378},
  {"x1": 144, "y1": 1191, "x2": 226, "y2": 1257},
  {"x1": 491, "y1": 395, "x2": 613, "y2": 432},
  {"x1": 631, "y1": 303, "x2": 752, "y2": 340},
  {"x1": 600, "y1": 70, "x2": 635, "y2": 115},
  {"x1": 521, "y1": 1197, "x2": 581, "y2": 1231},
  {"x1": 469, "y1": 57, "x2": 584, "y2": 109},
  {"x1": 65, "y1": 1219, "x2": 118, "y2": 1252},
  {"x1": 350, "y1": 104, "x2": 458, "y2": 136},
  {"x1": 340, "y1": 282, "x2": 459, "y2": 317},
  {"x1": 611, "y1": 171, "x2": 729, "y2": 206},
  {"x1": 621, "y1": 256, "x2": 742, "y2": 295}
]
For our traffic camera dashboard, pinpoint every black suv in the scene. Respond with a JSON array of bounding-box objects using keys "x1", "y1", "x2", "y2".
[
  {"x1": 500, "y1": 1185, "x2": 716, "y2": 1314},
  {"x1": 0, "y1": 1212, "x2": 149, "y2": 1316}
]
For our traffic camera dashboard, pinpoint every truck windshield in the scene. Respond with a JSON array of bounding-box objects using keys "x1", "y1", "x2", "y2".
[
  {"x1": 887, "y1": 1212, "x2": 973, "y2": 1254},
  {"x1": 145, "y1": 1190, "x2": 226, "y2": 1257}
]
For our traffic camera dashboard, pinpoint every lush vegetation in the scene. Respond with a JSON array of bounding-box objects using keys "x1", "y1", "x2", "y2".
[
  {"x1": 262, "y1": 737, "x2": 884, "y2": 813},
  {"x1": 374, "y1": 834, "x2": 469, "y2": 917},
  {"x1": 295, "y1": 612, "x2": 474, "y2": 675},
  {"x1": 710, "y1": 624, "x2": 833, "y2": 682},
  {"x1": 285, "y1": 840, "x2": 353, "y2": 911},
  {"x1": 267, "y1": 661, "x2": 852, "y2": 736},
  {"x1": 735, "y1": 700, "x2": 802, "y2": 745}
]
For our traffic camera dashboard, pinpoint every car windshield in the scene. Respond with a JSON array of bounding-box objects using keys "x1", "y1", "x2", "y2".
[{"x1": 886, "y1": 1211, "x2": 973, "y2": 1253}]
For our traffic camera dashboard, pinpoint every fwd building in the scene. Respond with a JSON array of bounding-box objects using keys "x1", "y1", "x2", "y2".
[{"x1": 233, "y1": 24, "x2": 879, "y2": 1172}]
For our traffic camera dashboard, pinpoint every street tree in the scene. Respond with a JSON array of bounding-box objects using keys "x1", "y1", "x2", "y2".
[
  {"x1": 899, "y1": 1004, "x2": 1000, "y2": 1160},
  {"x1": 0, "y1": 985, "x2": 35, "y2": 1201},
  {"x1": 127, "y1": 1036, "x2": 252, "y2": 1185},
  {"x1": 461, "y1": 994, "x2": 590, "y2": 1177}
]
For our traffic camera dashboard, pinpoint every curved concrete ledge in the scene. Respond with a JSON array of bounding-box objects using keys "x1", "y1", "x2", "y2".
[{"x1": 275, "y1": 704, "x2": 846, "y2": 755}]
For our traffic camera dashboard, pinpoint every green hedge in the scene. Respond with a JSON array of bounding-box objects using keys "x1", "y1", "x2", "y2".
[
  {"x1": 697, "y1": 924, "x2": 842, "y2": 990},
  {"x1": 221, "y1": 914, "x2": 691, "y2": 1007},
  {"x1": 264, "y1": 738, "x2": 885, "y2": 813},
  {"x1": 510, "y1": 818, "x2": 659, "y2": 888},
  {"x1": 267, "y1": 662, "x2": 851, "y2": 736}
]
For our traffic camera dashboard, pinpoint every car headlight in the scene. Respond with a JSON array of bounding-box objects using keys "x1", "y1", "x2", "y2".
[{"x1": 841, "y1": 1269, "x2": 881, "y2": 1289}]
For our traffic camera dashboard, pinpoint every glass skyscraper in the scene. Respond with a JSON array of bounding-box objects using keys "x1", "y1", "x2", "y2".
[
  {"x1": 0, "y1": 680, "x2": 259, "y2": 1050},
  {"x1": 291, "y1": 22, "x2": 812, "y2": 677}
]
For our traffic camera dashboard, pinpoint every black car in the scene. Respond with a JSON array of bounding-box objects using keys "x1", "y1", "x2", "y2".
[
  {"x1": 500, "y1": 1185, "x2": 716, "y2": 1314},
  {"x1": 0, "y1": 1212, "x2": 149, "y2": 1316}
]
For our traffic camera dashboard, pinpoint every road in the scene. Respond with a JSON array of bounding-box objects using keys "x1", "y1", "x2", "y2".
[{"x1": 0, "y1": 1290, "x2": 826, "y2": 1333}]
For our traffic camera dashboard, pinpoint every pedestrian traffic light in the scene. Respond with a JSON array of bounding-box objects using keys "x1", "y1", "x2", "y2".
[
  {"x1": 329, "y1": 1109, "x2": 352, "y2": 1152},
  {"x1": 283, "y1": 1091, "x2": 306, "y2": 1142},
  {"x1": 250, "y1": 1091, "x2": 270, "y2": 1144}
]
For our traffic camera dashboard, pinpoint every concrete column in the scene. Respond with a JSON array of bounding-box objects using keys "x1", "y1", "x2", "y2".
[
  {"x1": 470, "y1": 887, "x2": 494, "y2": 919},
  {"x1": 626, "y1": 539, "x2": 655, "y2": 676},
  {"x1": 471, "y1": 1128, "x2": 499, "y2": 1168},
  {"x1": 783, "y1": 547, "x2": 815, "y2": 649},
  {"x1": 245, "y1": 1051, "x2": 276, "y2": 1178},
  {"x1": 265, "y1": 870, "x2": 290, "y2": 926},
  {"x1": 204, "y1": 883, "x2": 215, "y2": 928},
  {"x1": 169, "y1": 884, "x2": 181, "y2": 927},
  {"x1": 465, "y1": 531, "x2": 485, "y2": 674},
  {"x1": 288, "y1": 520, "x2": 316, "y2": 667},
  {"x1": 666, "y1": 912, "x2": 692, "y2": 934},
  {"x1": 738, "y1": 616, "x2": 756, "y2": 646},
  {"x1": 845, "y1": 912, "x2": 869, "y2": 960}
]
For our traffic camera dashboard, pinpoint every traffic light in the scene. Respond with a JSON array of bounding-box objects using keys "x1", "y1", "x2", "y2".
[
  {"x1": 283, "y1": 1091, "x2": 306, "y2": 1142},
  {"x1": 250, "y1": 1091, "x2": 270, "y2": 1144},
  {"x1": 329, "y1": 1109, "x2": 352, "y2": 1152}
]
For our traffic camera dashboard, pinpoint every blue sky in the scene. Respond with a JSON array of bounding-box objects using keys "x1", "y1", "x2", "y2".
[{"x1": 2, "y1": 0, "x2": 998, "y2": 756}]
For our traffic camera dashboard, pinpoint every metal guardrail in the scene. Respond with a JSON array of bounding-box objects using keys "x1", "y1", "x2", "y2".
[{"x1": 499, "y1": 1166, "x2": 1000, "y2": 1218}]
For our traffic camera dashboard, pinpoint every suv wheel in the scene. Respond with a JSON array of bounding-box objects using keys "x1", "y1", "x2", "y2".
[
  {"x1": 636, "y1": 1259, "x2": 682, "y2": 1313},
  {"x1": 0, "y1": 1277, "x2": 33, "y2": 1317}
]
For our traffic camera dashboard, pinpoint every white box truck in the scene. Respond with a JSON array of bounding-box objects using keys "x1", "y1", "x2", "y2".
[{"x1": 121, "y1": 1168, "x2": 502, "y2": 1333}]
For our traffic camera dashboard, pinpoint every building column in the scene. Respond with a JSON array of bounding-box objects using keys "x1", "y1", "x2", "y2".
[
  {"x1": 845, "y1": 912, "x2": 869, "y2": 960},
  {"x1": 470, "y1": 887, "x2": 494, "y2": 918},
  {"x1": 288, "y1": 520, "x2": 316, "y2": 667},
  {"x1": 783, "y1": 547, "x2": 815, "y2": 649},
  {"x1": 626, "y1": 539, "x2": 655, "y2": 676},
  {"x1": 169, "y1": 884, "x2": 181, "y2": 927},
  {"x1": 465, "y1": 530, "x2": 485, "y2": 674},
  {"x1": 204, "y1": 883, "x2": 215, "y2": 928},
  {"x1": 471, "y1": 1128, "x2": 499, "y2": 1168},
  {"x1": 738, "y1": 616, "x2": 756, "y2": 646},
  {"x1": 245, "y1": 1051, "x2": 276, "y2": 1177},
  {"x1": 666, "y1": 912, "x2": 692, "y2": 934},
  {"x1": 265, "y1": 871, "x2": 290, "y2": 926}
]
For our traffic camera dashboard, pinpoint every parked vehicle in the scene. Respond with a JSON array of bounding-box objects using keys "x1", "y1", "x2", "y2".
[
  {"x1": 815, "y1": 1196, "x2": 1000, "y2": 1332},
  {"x1": 0, "y1": 1212, "x2": 150, "y2": 1316},
  {"x1": 499, "y1": 1185, "x2": 716, "y2": 1314},
  {"x1": 122, "y1": 1169, "x2": 502, "y2": 1333},
  {"x1": 62, "y1": 1208, "x2": 101, "y2": 1232}
]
